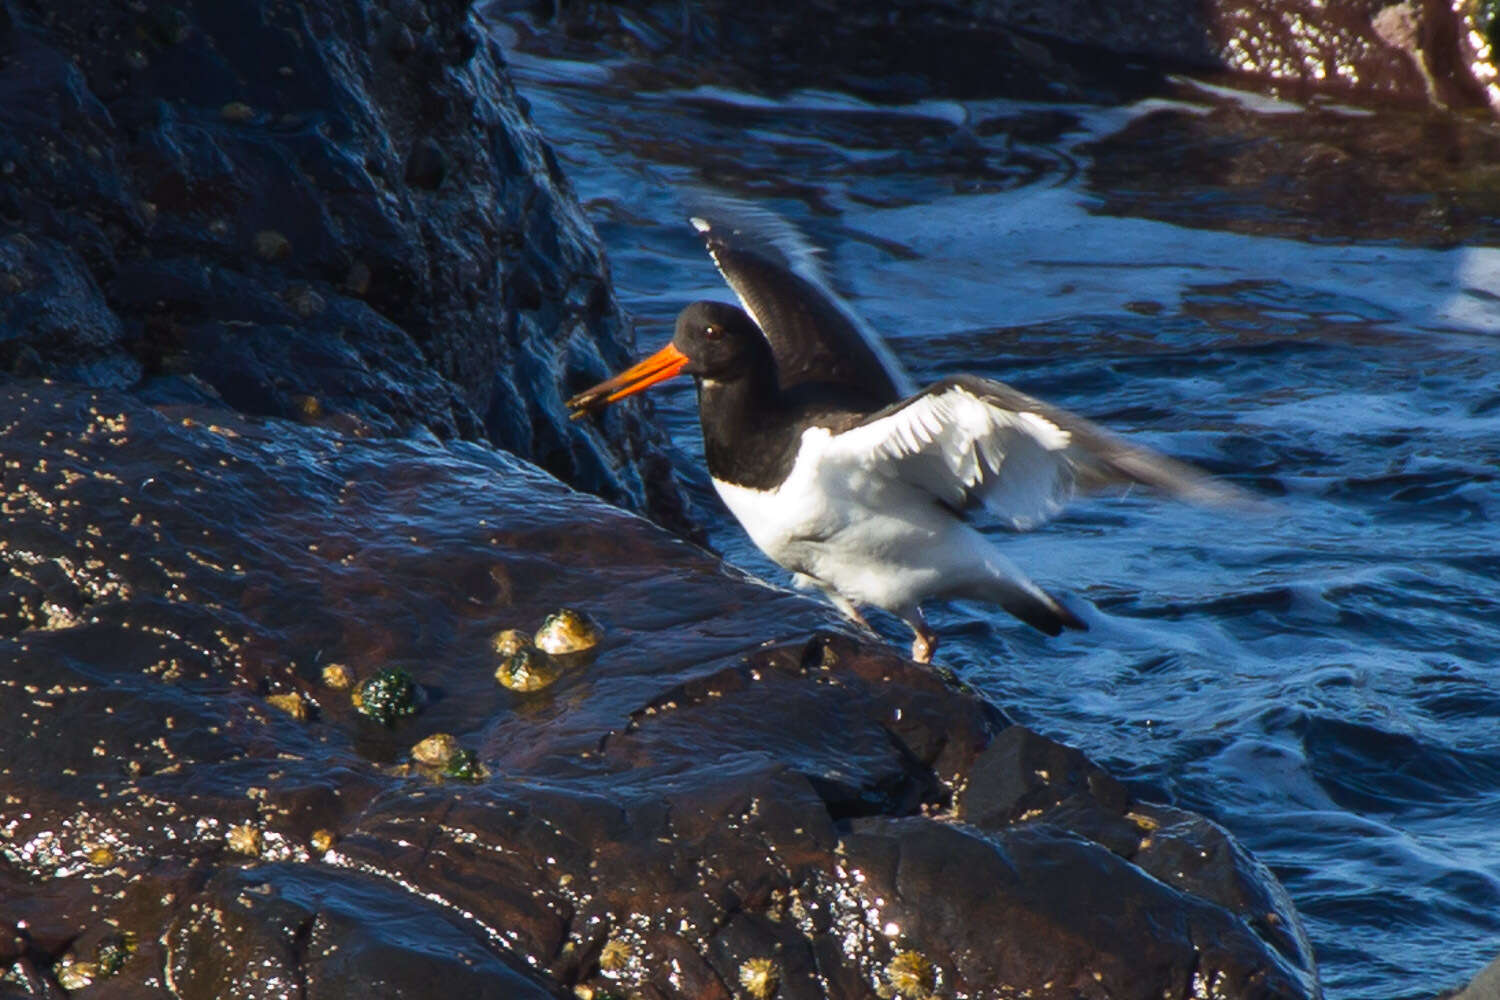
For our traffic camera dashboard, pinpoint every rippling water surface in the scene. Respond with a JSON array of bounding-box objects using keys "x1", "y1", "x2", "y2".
[{"x1": 490, "y1": 14, "x2": 1500, "y2": 997}]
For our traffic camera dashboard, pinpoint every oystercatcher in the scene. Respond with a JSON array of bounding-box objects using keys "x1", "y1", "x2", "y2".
[{"x1": 568, "y1": 216, "x2": 1245, "y2": 662}]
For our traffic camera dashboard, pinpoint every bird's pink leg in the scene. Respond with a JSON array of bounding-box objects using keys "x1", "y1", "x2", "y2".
[
  {"x1": 911, "y1": 630, "x2": 938, "y2": 663},
  {"x1": 824, "y1": 588, "x2": 878, "y2": 636},
  {"x1": 906, "y1": 611, "x2": 939, "y2": 663}
]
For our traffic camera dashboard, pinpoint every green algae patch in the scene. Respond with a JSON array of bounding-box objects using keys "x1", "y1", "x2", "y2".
[
  {"x1": 442, "y1": 748, "x2": 485, "y2": 781},
  {"x1": 352, "y1": 667, "x2": 421, "y2": 725}
]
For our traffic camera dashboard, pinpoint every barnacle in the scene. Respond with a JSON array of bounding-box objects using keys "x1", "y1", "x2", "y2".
[
  {"x1": 738, "y1": 957, "x2": 780, "y2": 999},
  {"x1": 322, "y1": 663, "x2": 353, "y2": 689},
  {"x1": 885, "y1": 951, "x2": 935, "y2": 999},
  {"x1": 534, "y1": 608, "x2": 602, "y2": 655},
  {"x1": 495, "y1": 647, "x2": 561, "y2": 692}
]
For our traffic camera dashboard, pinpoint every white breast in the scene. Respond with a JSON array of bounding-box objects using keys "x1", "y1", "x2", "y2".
[{"x1": 710, "y1": 427, "x2": 843, "y2": 570}]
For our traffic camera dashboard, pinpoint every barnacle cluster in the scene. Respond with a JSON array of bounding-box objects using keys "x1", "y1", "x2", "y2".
[
  {"x1": 492, "y1": 608, "x2": 602, "y2": 692},
  {"x1": 51, "y1": 935, "x2": 134, "y2": 991},
  {"x1": 410, "y1": 732, "x2": 486, "y2": 781}
]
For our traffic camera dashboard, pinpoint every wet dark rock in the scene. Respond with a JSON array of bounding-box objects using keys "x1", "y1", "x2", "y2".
[
  {"x1": 957, "y1": 726, "x2": 1318, "y2": 983},
  {"x1": 1084, "y1": 103, "x2": 1500, "y2": 247},
  {"x1": 380, "y1": 14, "x2": 419, "y2": 59},
  {"x1": 495, "y1": 0, "x2": 1160, "y2": 105},
  {"x1": 0, "y1": 233, "x2": 138, "y2": 388},
  {"x1": 840, "y1": 818, "x2": 1288, "y2": 997},
  {"x1": 499, "y1": 0, "x2": 1500, "y2": 112},
  {"x1": 0, "y1": 381, "x2": 1319, "y2": 998},
  {"x1": 0, "y1": 0, "x2": 693, "y2": 532},
  {"x1": 161, "y1": 865, "x2": 557, "y2": 999},
  {"x1": 405, "y1": 136, "x2": 449, "y2": 190},
  {"x1": 958, "y1": 722, "x2": 1141, "y2": 857}
]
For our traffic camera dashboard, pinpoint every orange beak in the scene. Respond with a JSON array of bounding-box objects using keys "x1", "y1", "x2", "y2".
[{"x1": 566, "y1": 343, "x2": 690, "y2": 419}]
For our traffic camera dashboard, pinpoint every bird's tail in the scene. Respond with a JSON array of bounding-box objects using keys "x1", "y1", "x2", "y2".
[
  {"x1": 963, "y1": 559, "x2": 1088, "y2": 636},
  {"x1": 996, "y1": 580, "x2": 1088, "y2": 636}
]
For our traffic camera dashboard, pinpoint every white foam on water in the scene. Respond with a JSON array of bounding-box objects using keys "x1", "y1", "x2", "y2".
[{"x1": 840, "y1": 184, "x2": 1500, "y2": 338}]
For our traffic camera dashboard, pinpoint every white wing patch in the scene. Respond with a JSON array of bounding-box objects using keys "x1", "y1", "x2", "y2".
[{"x1": 822, "y1": 385, "x2": 1077, "y2": 530}]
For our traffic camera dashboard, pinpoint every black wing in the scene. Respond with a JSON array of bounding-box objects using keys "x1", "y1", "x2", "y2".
[{"x1": 688, "y1": 206, "x2": 910, "y2": 407}]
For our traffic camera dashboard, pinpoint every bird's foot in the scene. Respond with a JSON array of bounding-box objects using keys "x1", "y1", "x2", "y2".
[{"x1": 911, "y1": 627, "x2": 938, "y2": 664}]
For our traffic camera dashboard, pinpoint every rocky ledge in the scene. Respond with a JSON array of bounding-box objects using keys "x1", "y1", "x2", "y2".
[{"x1": 0, "y1": 382, "x2": 1319, "y2": 998}]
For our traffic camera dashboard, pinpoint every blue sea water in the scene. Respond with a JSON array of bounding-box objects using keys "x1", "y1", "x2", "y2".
[{"x1": 490, "y1": 15, "x2": 1500, "y2": 997}]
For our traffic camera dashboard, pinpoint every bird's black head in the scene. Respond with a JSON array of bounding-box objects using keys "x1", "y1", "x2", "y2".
[
  {"x1": 565, "y1": 300, "x2": 775, "y2": 419},
  {"x1": 673, "y1": 301, "x2": 772, "y2": 381}
]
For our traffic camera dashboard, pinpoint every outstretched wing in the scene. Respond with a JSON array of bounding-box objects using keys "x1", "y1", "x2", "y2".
[
  {"x1": 686, "y1": 200, "x2": 913, "y2": 406},
  {"x1": 822, "y1": 375, "x2": 1251, "y2": 530}
]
